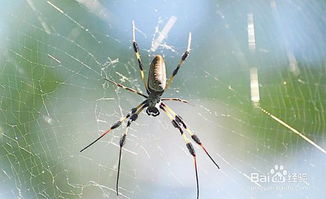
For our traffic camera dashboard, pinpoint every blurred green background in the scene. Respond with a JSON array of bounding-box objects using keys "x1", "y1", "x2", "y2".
[{"x1": 0, "y1": 0, "x2": 325, "y2": 198}]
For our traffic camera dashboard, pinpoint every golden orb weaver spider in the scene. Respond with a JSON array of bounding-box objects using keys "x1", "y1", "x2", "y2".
[{"x1": 80, "y1": 21, "x2": 220, "y2": 199}]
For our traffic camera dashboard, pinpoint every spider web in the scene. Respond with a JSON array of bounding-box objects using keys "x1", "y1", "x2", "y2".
[{"x1": 1, "y1": 0, "x2": 325, "y2": 199}]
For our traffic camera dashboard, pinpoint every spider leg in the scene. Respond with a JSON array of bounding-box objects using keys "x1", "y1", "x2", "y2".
[
  {"x1": 116, "y1": 103, "x2": 147, "y2": 196},
  {"x1": 160, "y1": 103, "x2": 200, "y2": 199},
  {"x1": 161, "y1": 97, "x2": 189, "y2": 104},
  {"x1": 80, "y1": 100, "x2": 147, "y2": 152},
  {"x1": 132, "y1": 21, "x2": 148, "y2": 93},
  {"x1": 161, "y1": 103, "x2": 220, "y2": 169},
  {"x1": 105, "y1": 78, "x2": 148, "y2": 98},
  {"x1": 165, "y1": 32, "x2": 192, "y2": 90}
]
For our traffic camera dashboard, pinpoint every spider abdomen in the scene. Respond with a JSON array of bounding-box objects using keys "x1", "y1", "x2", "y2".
[{"x1": 148, "y1": 55, "x2": 166, "y2": 93}]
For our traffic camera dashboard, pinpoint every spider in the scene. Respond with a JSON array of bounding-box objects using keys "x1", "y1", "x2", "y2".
[{"x1": 80, "y1": 21, "x2": 220, "y2": 199}]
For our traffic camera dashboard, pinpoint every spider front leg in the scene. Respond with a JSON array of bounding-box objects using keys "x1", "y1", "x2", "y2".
[
  {"x1": 160, "y1": 103, "x2": 200, "y2": 199},
  {"x1": 116, "y1": 103, "x2": 148, "y2": 196},
  {"x1": 80, "y1": 100, "x2": 147, "y2": 152},
  {"x1": 161, "y1": 103, "x2": 220, "y2": 169}
]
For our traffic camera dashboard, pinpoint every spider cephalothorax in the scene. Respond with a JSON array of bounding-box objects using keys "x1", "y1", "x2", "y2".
[
  {"x1": 80, "y1": 21, "x2": 220, "y2": 199},
  {"x1": 146, "y1": 95, "x2": 161, "y2": 116}
]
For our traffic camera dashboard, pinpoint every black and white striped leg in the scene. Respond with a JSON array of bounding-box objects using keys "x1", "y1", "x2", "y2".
[
  {"x1": 165, "y1": 33, "x2": 192, "y2": 90},
  {"x1": 80, "y1": 101, "x2": 147, "y2": 152},
  {"x1": 116, "y1": 103, "x2": 147, "y2": 196},
  {"x1": 161, "y1": 103, "x2": 220, "y2": 169},
  {"x1": 160, "y1": 103, "x2": 200, "y2": 199},
  {"x1": 105, "y1": 78, "x2": 148, "y2": 98},
  {"x1": 132, "y1": 21, "x2": 148, "y2": 92}
]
